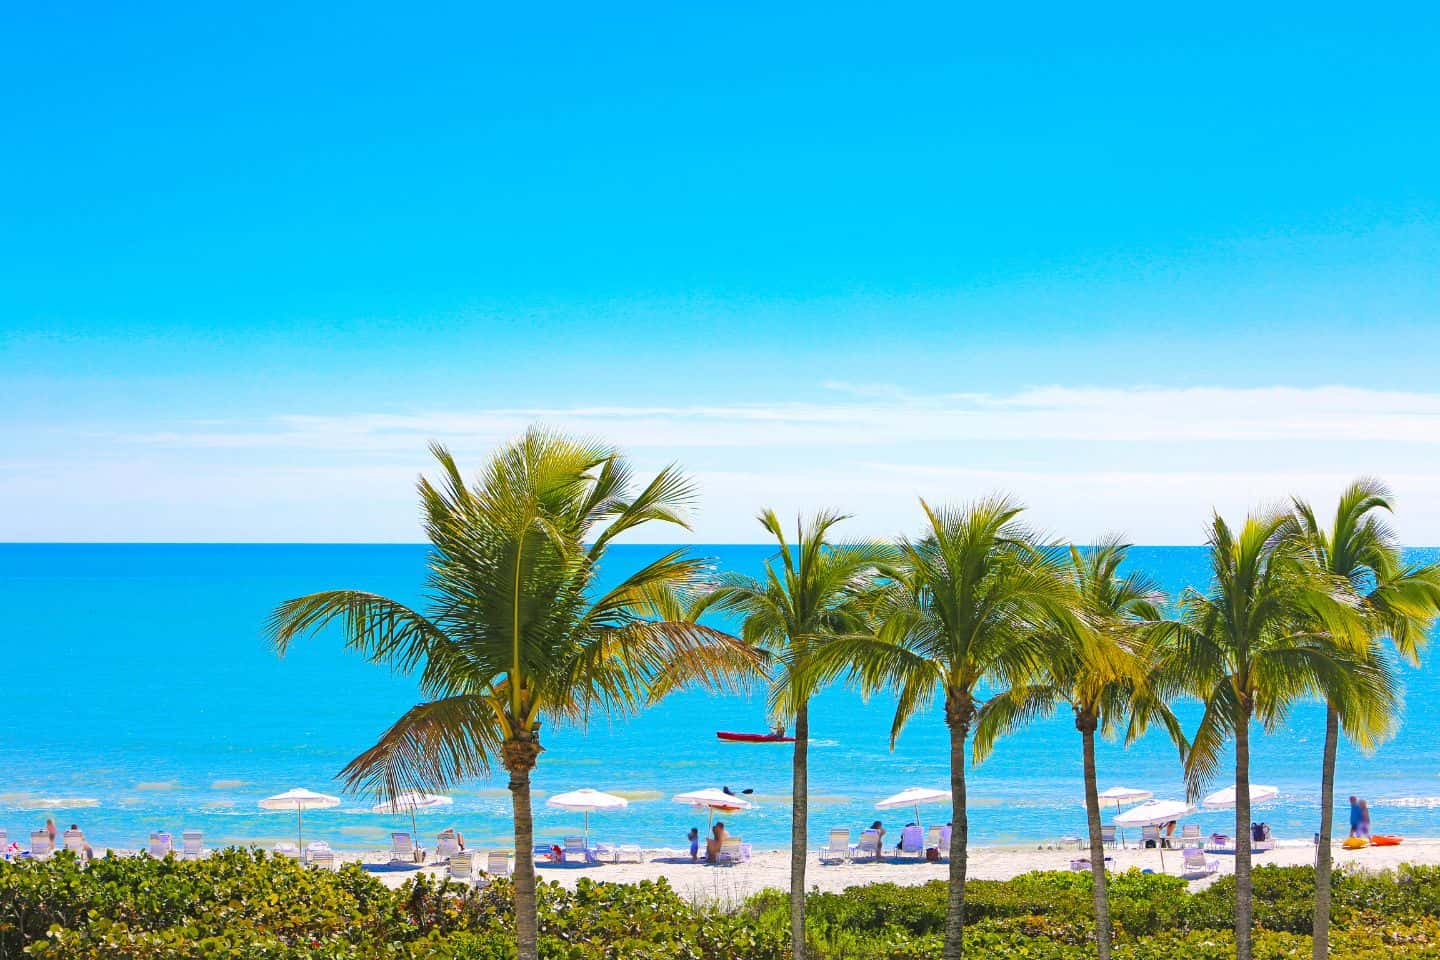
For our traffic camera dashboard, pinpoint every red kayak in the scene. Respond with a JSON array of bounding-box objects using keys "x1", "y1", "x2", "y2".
[{"x1": 716, "y1": 731, "x2": 796, "y2": 743}]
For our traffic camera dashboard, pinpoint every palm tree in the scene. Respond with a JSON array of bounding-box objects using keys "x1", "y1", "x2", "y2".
[
  {"x1": 266, "y1": 431, "x2": 761, "y2": 960},
  {"x1": 704, "y1": 510, "x2": 893, "y2": 960},
  {"x1": 973, "y1": 537, "x2": 1185, "y2": 960},
  {"x1": 811, "y1": 496, "x2": 1077, "y2": 959},
  {"x1": 1286, "y1": 479, "x2": 1440, "y2": 960},
  {"x1": 1160, "y1": 509, "x2": 1370, "y2": 960}
]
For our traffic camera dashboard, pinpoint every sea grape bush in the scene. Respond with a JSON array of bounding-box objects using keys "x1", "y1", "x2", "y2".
[{"x1": 5, "y1": 851, "x2": 1440, "y2": 958}]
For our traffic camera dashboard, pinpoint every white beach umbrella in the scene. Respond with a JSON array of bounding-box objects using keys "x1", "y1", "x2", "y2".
[
  {"x1": 259, "y1": 788, "x2": 341, "y2": 853},
  {"x1": 672, "y1": 788, "x2": 753, "y2": 828},
  {"x1": 547, "y1": 788, "x2": 629, "y2": 846},
  {"x1": 1095, "y1": 786, "x2": 1153, "y2": 808},
  {"x1": 370, "y1": 792, "x2": 454, "y2": 837},
  {"x1": 876, "y1": 786, "x2": 952, "y2": 831},
  {"x1": 1114, "y1": 798, "x2": 1194, "y2": 871},
  {"x1": 1201, "y1": 784, "x2": 1279, "y2": 810}
]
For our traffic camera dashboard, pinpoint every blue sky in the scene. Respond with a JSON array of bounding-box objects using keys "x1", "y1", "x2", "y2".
[{"x1": 4, "y1": 2, "x2": 1440, "y2": 541}]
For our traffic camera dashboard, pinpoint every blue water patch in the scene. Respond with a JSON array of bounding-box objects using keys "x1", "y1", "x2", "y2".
[{"x1": 1, "y1": 544, "x2": 1437, "y2": 852}]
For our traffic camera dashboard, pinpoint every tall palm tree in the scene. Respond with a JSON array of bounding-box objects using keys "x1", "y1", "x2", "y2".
[
  {"x1": 973, "y1": 537, "x2": 1185, "y2": 960},
  {"x1": 266, "y1": 431, "x2": 761, "y2": 960},
  {"x1": 1287, "y1": 479, "x2": 1440, "y2": 960},
  {"x1": 811, "y1": 496, "x2": 1077, "y2": 959},
  {"x1": 1160, "y1": 509, "x2": 1371, "y2": 960},
  {"x1": 704, "y1": 510, "x2": 893, "y2": 960}
]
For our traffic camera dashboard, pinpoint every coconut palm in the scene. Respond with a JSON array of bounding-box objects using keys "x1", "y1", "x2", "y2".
[
  {"x1": 1286, "y1": 479, "x2": 1440, "y2": 960},
  {"x1": 703, "y1": 510, "x2": 893, "y2": 960},
  {"x1": 973, "y1": 537, "x2": 1186, "y2": 960},
  {"x1": 1159, "y1": 509, "x2": 1372, "y2": 960},
  {"x1": 810, "y1": 496, "x2": 1077, "y2": 959},
  {"x1": 266, "y1": 431, "x2": 761, "y2": 960}
]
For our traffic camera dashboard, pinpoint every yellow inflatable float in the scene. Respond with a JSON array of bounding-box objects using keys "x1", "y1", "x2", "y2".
[{"x1": 1342, "y1": 837, "x2": 1368, "y2": 849}]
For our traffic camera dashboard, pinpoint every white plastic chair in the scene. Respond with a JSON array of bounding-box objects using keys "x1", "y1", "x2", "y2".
[
  {"x1": 924, "y1": 825, "x2": 943, "y2": 851},
  {"x1": 434, "y1": 831, "x2": 461, "y2": 861},
  {"x1": 30, "y1": 831, "x2": 53, "y2": 861},
  {"x1": 717, "y1": 837, "x2": 744, "y2": 865},
  {"x1": 856, "y1": 829, "x2": 882, "y2": 860},
  {"x1": 1141, "y1": 825, "x2": 1161, "y2": 848},
  {"x1": 818, "y1": 828, "x2": 851, "y2": 864},
  {"x1": 308, "y1": 846, "x2": 337, "y2": 870},
  {"x1": 448, "y1": 850, "x2": 478, "y2": 885},
  {"x1": 1182, "y1": 847, "x2": 1220, "y2": 877},
  {"x1": 391, "y1": 832, "x2": 416, "y2": 863},
  {"x1": 486, "y1": 850, "x2": 512, "y2": 878},
  {"x1": 180, "y1": 830, "x2": 205, "y2": 860},
  {"x1": 896, "y1": 824, "x2": 925, "y2": 859},
  {"x1": 615, "y1": 843, "x2": 642, "y2": 863},
  {"x1": 62, "y1": 829, "x2": 89, "y2": 860},
  {"x1": 1182, "y1": 824, "x2": 1202, "y2": 844},
  {"x1": 149, "y1": 832, "x2": 173, "y2": 858},
  {"x1": 561, "y1": 836, "x2": 592, "y2": 864}
]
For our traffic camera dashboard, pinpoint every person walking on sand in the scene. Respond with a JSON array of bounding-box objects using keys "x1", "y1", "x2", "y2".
[
  {"x1": 1348, "y1": 795, "x2": 1362, "y2": 839},
  {"x1": 687, "y1": 827, "x2": 700, "y2": 863},
  {"x1": 1357, "y1": 798, "x2": 1372, "y2": 838}
]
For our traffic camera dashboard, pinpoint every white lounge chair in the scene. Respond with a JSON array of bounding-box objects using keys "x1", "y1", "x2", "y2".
[
  {"x1": 924, "y1": 825, "x2": 943, "y2": 852},
  {"x1": 1141, "y1": 825, "x2": 1161, "y2": 848},
  {"x1": 1069, "y1": 855, "x2": 1116, "y2": 872},
  {"x1": 30, "y1": 831, "x2": 53, "y2": 861},
  {"x1": 895, "y1": 824, "x2": 925, "y2": 859},
  {"x1": 1182, "y1": 824, "x2": 1202, "y2": 844},
  {"x1": 1100, "y1": 825, "x2": 1118, "y2": 849},
  {"x1": 615, "y1": 843, "x2": 642, "y2": 863},
  {"x1": 180, "y1": 830, "x2": 205, "y2": 860},
  {"x1": 148, "y1": 832, "x2": 173, "y2": 858},
  {"x1": 819, "y1": 828, "x2": 851, "y2": 864},
  {"x1": 62, "y1": 829, "x2": 90, "y2": 861},
  {"x1": 391, "y1": 832, "x2": 417, "y2": 863},
  {"x1": 560, "y1": 836, "x2": 592, "y2": 864},
  {"x1": 448, "y1": 850, "x2": 478, "y2": 885},
  {"x1": 434, "y1": 830, "x2": 461, "y2": 861},
  {"x1": 1182, "y1": 847, "x2": 1220, "y2": 877},
  {"x1": 273, "y1": 842, "x2": 301, "y2": 859},
  {"x1": 308, "y1": 844, "x2": 337, "y2": 870},
  {"x1": 717, "y1": 837, "x2": 745, "y2": 865},
  {"x1": 856, "y1": 829, "x2": 882, "y2": 860},
  {"x1": 486, "y1": 851, "x2": 513, "y2": 878}
]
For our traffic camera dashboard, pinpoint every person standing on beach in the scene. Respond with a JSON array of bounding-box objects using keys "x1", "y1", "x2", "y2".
[
  {"x1": 687, "y1": 827, "x2": 700, "y2": 863},
  {"x1": 44, "y1": 819, "x2": 56, "y2": 846},
  {"x1": 1357, "y1": 799, "x2": 1371, "y2": 838},
  {"x1": 1348, "y1": 796, "x2": 1362, "y2": 838}
]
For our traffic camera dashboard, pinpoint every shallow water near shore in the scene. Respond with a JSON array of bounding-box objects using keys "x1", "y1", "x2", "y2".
[{"x1": 4, "y1": 543, "x2": 1439, "y2": 852}]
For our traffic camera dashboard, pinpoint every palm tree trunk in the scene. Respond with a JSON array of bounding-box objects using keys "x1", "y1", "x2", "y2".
[
  {"x1": 504, "y1": 734, "x2": 543, "y2": 960},
  {"x1": 943, "y1": 693, "x2": 971, "y2": 960},
  {"x1": 1235, "y1": 708, "x2": 1254, "y2": 960},
  {"x1": 1312, "y1": 705, "x2": 1339, "y2": 960},
  {"x1": 790, "y1": 701, "x2": 810, "y2": 960},
  {"x1": 1079, "y1": 716, "x2": 1112, "y2": 960}
]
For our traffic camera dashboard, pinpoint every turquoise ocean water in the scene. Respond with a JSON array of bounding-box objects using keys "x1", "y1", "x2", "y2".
[{"x1": 3, "y1": 543, "x2": 1438, "y2": 853}]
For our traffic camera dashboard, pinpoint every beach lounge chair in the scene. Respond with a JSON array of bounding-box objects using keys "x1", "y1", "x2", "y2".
[
  {"x1": 148, "y1": 832, "x2": 173, "y2": 858},
  {"x1": 716, "y1": 837, "x2": 745, "y2": 865},
  {"x1": 486, "y1": 851, "x2": 513, "y2": 878},
  {"x1": 1182, "y1": 847, "x2": 1220, "y2": 877},
  {"x1": 819, "y1": 828, "x2": 852, "y2": 864},
  {"x1": 391, "y1": 832, "x2": 417, "y2": 863},
  {"x1": 1069, "y1": 856, "x2": 1115, "y2": 872},
  {"x1": 896, "y1": 823, "x2": 925, "y2": 860},
  {"x1": 180, "y1": 830, "x2": 205, "y2": 860},
  {"x1": 561, "y1": 836, "x2": 593, "y2": 864},
  {"x1": 435, "y1": 830, "x2": 460, "y2": 861},
  {"x1": 273, "y1": 842, "x2": 301, "y2": 859},
  {"x1": 924, "y1": 825, "x2": 943, "y2": 852},
  {"x1": 1100, "y1": 825, "x2": 1117, "y2": 849},
  {"x1": 448, "y1": 850, "x2": 478, "y2": 885},
  {"x1": 857, "y1": 829, "x2": 882, "y2": 860},
  {"x1": 62, "y1": 829, "x2": 90, "y2": 861},
  {"x1": 29, "y1": 831, "x2": 53, "y2": 861},
  {"x1": 615, "y1": 843, "x2": 643, "y2": 863},
  {"x1": 1141, "y1": 825, "x2": 1160, "y2": 848},
  {"x1": 307, "y1": 843, "x2": 337, "y2": 870},
  {"x1": 1182, "y1": 824, "x2": 1202, "y2": 844}
]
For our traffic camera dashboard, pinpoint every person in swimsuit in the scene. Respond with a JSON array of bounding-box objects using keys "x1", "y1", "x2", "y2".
[
  {"x1": 1348, "y1": 796, "x2": 1362, "y2": 838},
  {"x1": 1357, "y1": 798, "x2": 1371, "y2": 838},
  {"x1": 687, "y1": 827, "x2": 700, "y2": 863}
]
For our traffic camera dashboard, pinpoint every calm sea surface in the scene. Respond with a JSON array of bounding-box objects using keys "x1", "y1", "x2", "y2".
[{"x1": 3, "y1": 544, "x2": 1438, "y2": 852}]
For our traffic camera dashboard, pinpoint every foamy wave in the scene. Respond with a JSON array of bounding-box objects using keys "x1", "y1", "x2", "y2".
[
  {"x1": 13, "y1": 797, "x2": 102, "y2": 810},
  {"x1": 809, "y1": 739, "x2": 841, "y2": 748},
  {"x1": 1377, "y1": 796, "x2": 1440, "y2": 809},
  {"x1": 210, "y1": 779, "x2": 248, "y2": 790},
  {"x1": 135, "y1": 781, "x2": 179, "y2": 792}
]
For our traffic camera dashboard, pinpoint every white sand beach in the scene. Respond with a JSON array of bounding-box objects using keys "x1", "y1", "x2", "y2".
[{"x1": 343, "y1": 838, "x2": 1440, "y2": 901}]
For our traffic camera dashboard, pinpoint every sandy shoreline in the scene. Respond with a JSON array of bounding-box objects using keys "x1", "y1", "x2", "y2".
[{"x1": 298, "y1": 838, "x2": 1440, "y2": 899}]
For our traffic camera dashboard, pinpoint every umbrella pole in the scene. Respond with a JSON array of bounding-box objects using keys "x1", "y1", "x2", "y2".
[
  {"x1": 584, "y1": 810, "x2": 590, "y2": 849},
  {"x1": 297, "y1": 805, "x2": 304, "y2": 856}
]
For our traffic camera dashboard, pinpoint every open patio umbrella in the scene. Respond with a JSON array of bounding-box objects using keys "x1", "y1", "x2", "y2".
[
  {"x1": 1094, "y1": 787, "x2": 1154, "y2": 846},
  {"x1": 547, "y1": 788, "x2": 628, "y2": 846},
  {"x1": 370, "y1": 792, "x2": 453, "y2": 838},
  {"x1": 1201, "y1": 784, "x2": 1278, "y2": 810},
  {"x1": 672, "y1": 788, "x2": 753, "y2": 829},
  {"x1": 1114, "y1": 798, "x2": 1195, "y2": 871},
  {"x1": 876, "y1": 786, "x2": 951, "y2": 832},
  {"x1": 259, "y1": 788, "x2": 341, "y2": 853}
]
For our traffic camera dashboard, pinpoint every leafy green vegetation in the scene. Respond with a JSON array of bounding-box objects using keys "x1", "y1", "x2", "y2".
[{"x1": 9, "y1": 851, "x2": 1440, "y2": 958}]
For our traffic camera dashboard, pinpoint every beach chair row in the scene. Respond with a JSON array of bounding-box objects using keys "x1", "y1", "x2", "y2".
[
  {"x1": 818, "y1": 825, "x2": 948, "y2": 863},
  {"x1": 0, "y1": 828, "x2": 204, "y2": 863}
]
